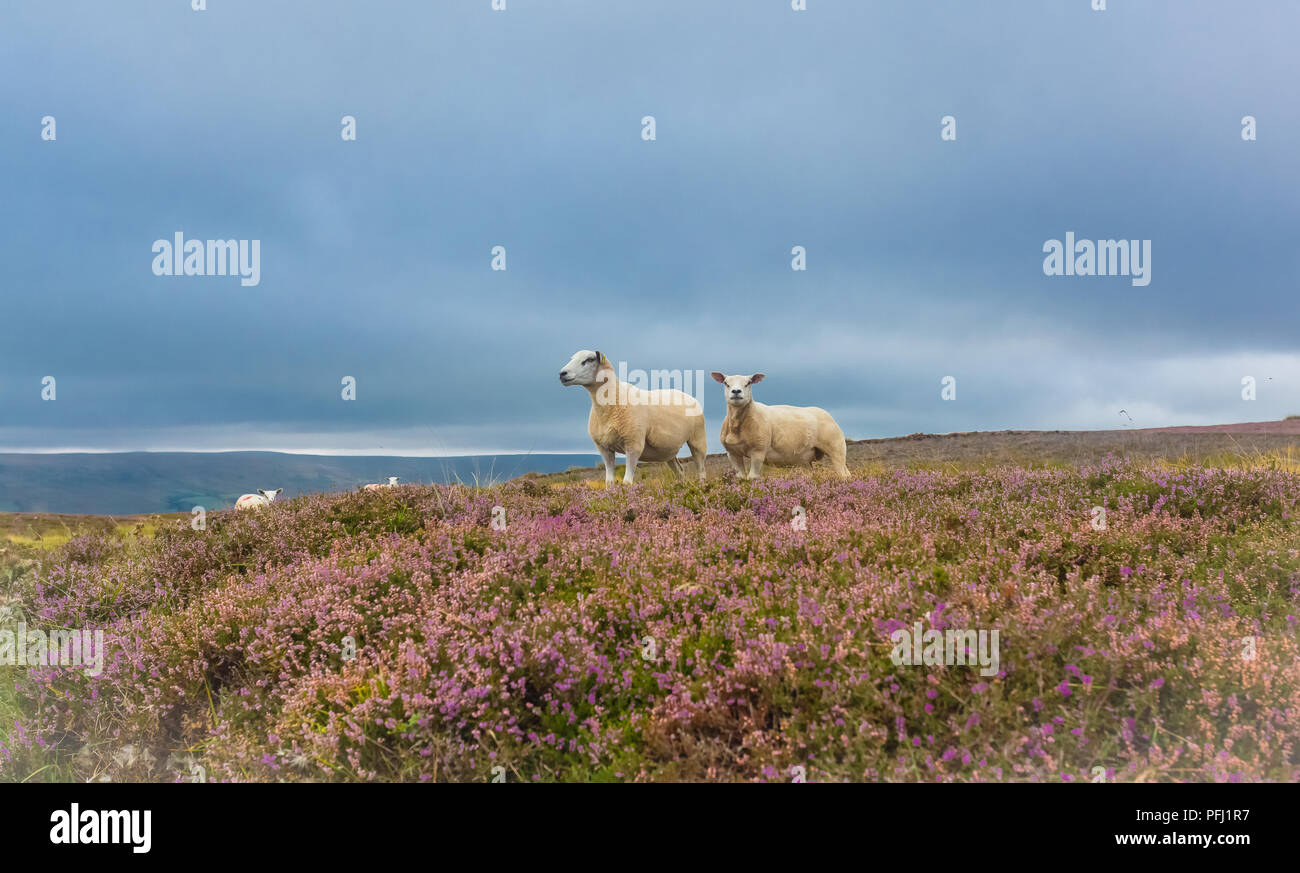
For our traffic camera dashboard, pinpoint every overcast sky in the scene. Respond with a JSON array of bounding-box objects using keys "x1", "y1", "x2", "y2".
[{"x1": 2, "y1": 1, "x2": 1296, "y2": 455}]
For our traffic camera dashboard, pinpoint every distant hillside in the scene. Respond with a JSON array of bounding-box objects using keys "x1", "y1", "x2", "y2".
[
  {"x1": 539, "y1": 424, "x2": 1300, "y2": 484},
  {"x1": 0, "y1": 452, "x2": 598, "y2": 515},
  {"x1": 5, "y1": 422, "x2": 1299, "y2": 515}
]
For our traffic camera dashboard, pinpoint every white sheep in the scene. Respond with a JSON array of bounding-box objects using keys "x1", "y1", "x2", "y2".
[
  {"x1": 363, "y1": 476, "x2": 400, "y2": 491},
  {"x1": 560, "y1": 349, "x2": 707, "y2": 484},
  {"x1": 711, "y1": 372, "x2": 849, "y2": 479},
  {"x1": 235, "y1": 488, "x2": 282, "y2": 510}
]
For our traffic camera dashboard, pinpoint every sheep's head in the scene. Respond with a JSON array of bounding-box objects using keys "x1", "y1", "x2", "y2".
[
  {"x1": 257, "y1": 488, "x2": 283, "y2": 500},
  {"x1": 559, "y1": 349, "x2": 608, "y2": 387},
  {"x1": 387, "y1": 477, "x2": 400, "y2": 485},
  {"x1": 711, "y1": 372, "x2": 765, "y2": 407}
]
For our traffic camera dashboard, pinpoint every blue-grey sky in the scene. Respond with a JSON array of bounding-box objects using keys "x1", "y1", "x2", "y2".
[{"x1": 2, "y1": 1, "x2": 1297, "y2": 454}]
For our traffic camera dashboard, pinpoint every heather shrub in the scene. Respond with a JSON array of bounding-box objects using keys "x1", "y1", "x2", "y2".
[{"x1": 2, "y1": 467, "x2": 1297, "y2": 782}]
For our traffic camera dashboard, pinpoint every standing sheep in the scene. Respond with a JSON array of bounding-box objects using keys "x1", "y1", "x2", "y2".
[
  {"x1": 711, "y1": 372, "x2": 849, "y2": 479},
  {"x1": 235, "y1": 488, "x2": 282, "y2": 510},
  {"x1": 560, "y1": 349, "x2": 707, "y2": 484}
]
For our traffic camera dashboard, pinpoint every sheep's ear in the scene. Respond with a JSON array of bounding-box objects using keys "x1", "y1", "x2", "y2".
[
  {"x1": 748, "y1": 374, "x2": 765, "y2": 385},
  {"x1": 258, "y1": 490, "x2": 269, "y2": 497},
  {"x1": 273, "y1": 489, "x2": 282, "y2": 495},
  {"x1": 594, "y1": 350, "x2": 603, "y2": 364},
  {"x1": 710, "y1": 372, "x2": 727, "y2": 384}
]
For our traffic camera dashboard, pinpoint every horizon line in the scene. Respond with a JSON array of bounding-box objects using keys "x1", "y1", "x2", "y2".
[
  {"x1": 0, "y1": 448, "x2": 602, "y2": 458},
  {"x1": 0, "y1": 419, "x2": 1289, "y2": 457}
]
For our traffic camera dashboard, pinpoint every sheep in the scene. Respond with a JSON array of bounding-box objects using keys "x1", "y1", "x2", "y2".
[
  {"x1": 711, "y1": 372, "x2": 849, "y2": 479},
  {"x1": 560, "y1": 349, "x2": 707, "y2": 484},
  {"x1": 363, "y1": 476, "x2": 400, "y2": 491},
  {"x1": 235, "y1": 488, "x2": 282, "y2": 510}
]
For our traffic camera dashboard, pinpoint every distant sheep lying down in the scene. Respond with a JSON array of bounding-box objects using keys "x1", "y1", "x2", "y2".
[
  {"x1": 560, "y1": 349, "x2": 707, "y2": 484},
  {"x1": 235, "y1": 488, "x2": 282, "y2": 510},
  {"x1": 363, "y1": 477, "x2": 400, "y2": 491},
  {"x1": 712, "y1": 372, "x2": 849, "y2": 479}
]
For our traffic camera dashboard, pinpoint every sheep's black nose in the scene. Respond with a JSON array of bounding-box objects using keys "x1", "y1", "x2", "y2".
[
  {"x1": 731, "y1": 389, "x2": 741, "y2": 395},
  {"x1": 560, "y1": 370, "x2": 568, "y2": 378}
]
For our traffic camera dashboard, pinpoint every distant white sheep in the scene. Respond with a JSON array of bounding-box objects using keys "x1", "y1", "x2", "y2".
[
  {"x1": 235, "y1": 488, "x2": 282, "y2": 510},
  {"x1": 560, "y1": 349, "x2": 707, "y2": 484},
  {"x1": 363, "y1": 476, "x2": 400, "y2": 491},
  {"x1": 711, "y1": 372, "x2": 849, "y2": 479}
]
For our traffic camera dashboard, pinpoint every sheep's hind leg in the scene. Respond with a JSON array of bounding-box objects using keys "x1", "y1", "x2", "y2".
[
  {"x1": 687, "y1": 429, "x2": 708, "y2": 482},
  {"x1": 827, "y1": 442, "x2": 850, "y2": 478}
]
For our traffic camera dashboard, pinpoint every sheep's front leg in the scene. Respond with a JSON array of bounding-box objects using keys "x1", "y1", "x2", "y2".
[
  {"x1": 746, "y1": 452, "x2": 765, "y2": 480},
  {"x1": 623, "y1": 441, "x2": 644, "y2": 484},
  {"x1": 726, "y1": 450, "x2": 747, "y2": 477},
  {"x1": 599, "y1": 447, "x2": 617, "y2": 486}
]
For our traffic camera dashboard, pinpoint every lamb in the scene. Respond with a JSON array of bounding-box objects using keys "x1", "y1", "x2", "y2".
[
  {"x1": 363, "y1": 477, "x2": 400, "y2": 491},
  {"x1": 711, "y1": 372, "x2": 849, "y2": 479},
  {"x1": 560, "y1": 349, "x2": 707, "y2": 484},
  {"x1": 235, "y1": 488, "x2": 282, "y2": 510}
]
